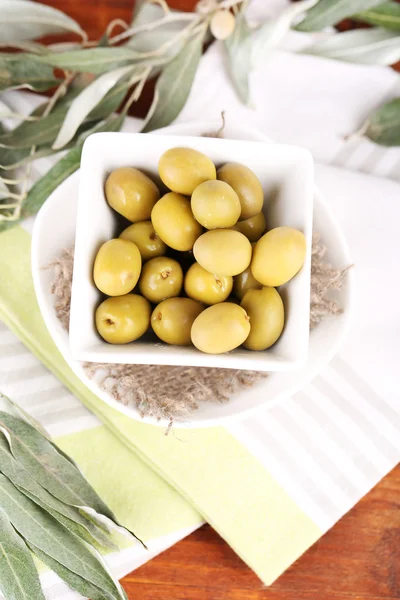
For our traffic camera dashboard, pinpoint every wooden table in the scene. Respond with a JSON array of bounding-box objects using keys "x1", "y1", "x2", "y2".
[{"x1": 37, "y1": 1, "x2": 400, "y2": 597}]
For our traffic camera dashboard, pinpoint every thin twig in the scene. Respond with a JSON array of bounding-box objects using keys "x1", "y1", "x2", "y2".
[
  {"x1": 105, "y1": 18, "x2": 129, "y2": 39},
  {"x1": 121, "y1": 66, "x2": 152, "y2": 115},
  {"x1": 109, "y1": 12, "x2": 198, "y2": 45},
  {"x1": 150, "y1": 0, "x2": 171, "y2": 15}
]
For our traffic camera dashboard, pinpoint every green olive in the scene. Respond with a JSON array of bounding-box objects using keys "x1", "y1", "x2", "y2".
[
  {"x1": 93, "y1": 239, "x2": 142, "y2": 296},
  {"x1": 151, "y1": 192, "x2": 203, "y2": 251},
  {"x1": 251, "y1": 226, "x2": 307, "y2": 286},
  {"x1": 119, "y1": 221, "x2": 167, "y2": 261},
  {"x1": 241, "y1": 287, "x2": 284, "y2": 350},
  {"x1": 105, "y1": 167, "x2": 160, "y2": 222},
  {"x1": 139, "y1": 256, "x2": 183, "y2": 303},
  {"x1": 193, "y1": 230, "x2": 252, "y2": 276},
  {"x1": 232, "y1": 211, "x2": 266, "y2": 242},
  {"x1": 184, "y1": 262, "x2": 233, "y2": 305},
  {"x1": 151, "y1": 298, "x2": 204, "y2": 346},
  {"x1": 191, "y1": 180, "x2": 241, "y2": 229},
  {"x1": 191, "y1": 303, "x2": 250, "y2": 354},
  {"x1": 95, "y1": 294, "x2": 151, "y2": 344},
  {"x1": 233, "y1": 266, "x2": 262, "y2": 300},
  {"x1": 217, "y1": 163, "x2": 264, "y2": 220},
  {"x1": 158, "y1": 147, "x2": 216, "y2": 195}
]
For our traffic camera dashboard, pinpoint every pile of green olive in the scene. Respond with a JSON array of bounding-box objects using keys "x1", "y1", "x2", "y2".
[{"x1": 93, "y1": 147, "x2": 307, "y2": 354}]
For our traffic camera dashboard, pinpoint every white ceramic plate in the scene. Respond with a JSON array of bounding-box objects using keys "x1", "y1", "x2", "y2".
[{"x1": 32, "y1": 121, "x2": 354, "y2": 428}]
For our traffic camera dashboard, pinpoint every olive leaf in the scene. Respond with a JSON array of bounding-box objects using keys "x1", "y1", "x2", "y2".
[
  {"x1": 224, "y1": 9, "x2": 252, "y2": 105},
  {"x1": 355, "y1": 2, "x2": 400, "y2": 31},
  {"x1": 0, "y1": 0, "x2": 86, "y2": 42},
  {"x1": 363, "y1": 97, "x2": 400, "y2": 146},
  {"x1": 127, "y1": 2, "x2": 195, "y2": 58},
  {"x1": 301, "y1": 28, "x2": 400, "y2": 65},
  {"x1": 0, "y1": 99, "x2": 13, "y2": 119},
  {"x1": 0, "y1": 412, "x2": 118, "y2": 517},
  {"x1": 27, "y1": 543, "x2": 113, "y2": 600},
  {"x1": 35, "y1": 47, "x2": 142, "y2": 74},
  {"x1": 0, "y1": 475, "x2": 126, "y2": 600},
  {"x1": 252, "y1": 0, "x2": 319, "y2": 67},
  {"x1": 0, "y1": 178, "x2": 9, "y2": 201},
  {"x1": 0, "y1": 53, "x2": 60, "y2": 93},
  {"x1": 0, "y1": 114, "x2": 124, "y2": 233},
  {"x1": 53, "y1": 65, "x2": 137, "y2": 149},
  {"x1": 0, "y1": 508, "x2": 45, "y2": 600},
  {"x1": 0, "y1": 433, "x2": 116, "y2": 550},
  {"x1": 295, "y1": 0, "x2": 385, "y2": 31},
  {"x1": 142, "y1": 29, "x2": 205, "y2": 132}
]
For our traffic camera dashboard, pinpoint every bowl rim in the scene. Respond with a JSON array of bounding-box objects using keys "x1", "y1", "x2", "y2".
[{"x1": 31, "y1": 121, "x2": 355, "y2": 428}]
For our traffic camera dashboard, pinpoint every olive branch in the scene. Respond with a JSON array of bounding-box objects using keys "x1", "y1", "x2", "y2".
[{"x1": 0, "y1": 0, "x2": 399, "y2": 231}]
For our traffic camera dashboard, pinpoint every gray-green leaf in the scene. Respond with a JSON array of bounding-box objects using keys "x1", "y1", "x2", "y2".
[
  {"x1": 0, "y1": 508, "x2": 45, "y2": 600},
  {"x1": 0, "y1": 433, "x2": 116, "y2": 550},
  {"x1": 0, "y1": 113, "x2": 124, "y2": 233},
  {"x1": 224, "y1": 10, "x2": 252, "y2": 104},
  {"x1": 53, "y1": 65, "x2": 135, "y2": 149},
  {"x1": 355, "y1": 2, "x2": 400, "y2": 31},
  {"x1": 252, "y1": 0, "x2": 319, "y2": 67},
  {"x1": 0, "y1": 412, "x2": 117, "y2": 517},
  {"x1": 35, "y1": 47, "x2": 141, "y2": 75},
  {"x1": 0, "y1": 475, "x2": 125, "y2": 599},
  {"x1": 27, "y1": 543, "x2": 113, "y2": 600},
  {"x1": 301, "y1": 28, "x2": 400, "y2": 65},
  {"x1": 0, "y1": 393, "x2": 50, "y2": 440},
  {"x1": 0, "y1": 53, "x2": 60, "y2": 93},
  {"x1": 142, "y1": 29, "x2": 205, "y2": 132},
  {"x1": 295, "y1": 0, "x2": 385, "y2": 31},
  {"x1": 0, "y1": 0, "x2": 86, "y2": 42},
  {"x1": 364, "y1": 97, "x2": 400, "y2": 146}
]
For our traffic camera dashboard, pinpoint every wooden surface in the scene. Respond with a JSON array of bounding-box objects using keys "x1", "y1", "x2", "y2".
[
  {"x1": 120, "y1": 465, "x2": 400, "y2": 599},
  {"x1": 36, "y1": 1, "x2": 400, "y2": 597}
]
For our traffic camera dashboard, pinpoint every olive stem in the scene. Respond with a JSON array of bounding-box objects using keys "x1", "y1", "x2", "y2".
[{"x1": 109, "y1": 12, "x2": 198, "y2": 45}]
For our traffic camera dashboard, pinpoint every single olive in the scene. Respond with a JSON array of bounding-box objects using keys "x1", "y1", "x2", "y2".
[
  {"x1": 151, "y1": 298, "x2": 204, "y2": 346},
  {"x1": 217, "y1": 162, "x2": 264, "y2": 220},
  {"x1": 232, "y1": 211, "x2": 266, "y2": 242},
  {"x1": 139, "y1": 256, "x2": 183, "y2": 303},
  {"x1": 119, "y1": 221, "x2": 167, "y2": 261},
  {"x1": 105, "y1": 167, "x2": 160, "y2": 222},
  {"x1": 151, "y1": 192, "x2": 203, "y2": 251},
  {"x1": 233, "y1": 266, "x2": 262, "y2": 300},
  {"x1": 191, "y1": 180, "x2": 241, "y2": 229},
  {"x1": 184, "y1": 262, "x2": 233, "y2": 305},
  {"x1": 241, "y1": 287, "x2": 284, "y2": 350},
  {"x1": 158, "y1": 147, "x2": 216, "y2": 195},
  {"x1": 93, "y1": 239, "x2": 142, "y2": 296},
  {"x1": 251, "y1": 226, "x2": 306, "y2": 286},
  {"x1": 95, "y1": 294, "x2": 151, "y2": 344},
  {"x1": 191, "y1": 303, "x2": 250, "y2": 354},
  {"x1": 193, "y1": 229, "x2": 252, "y2": 276}
]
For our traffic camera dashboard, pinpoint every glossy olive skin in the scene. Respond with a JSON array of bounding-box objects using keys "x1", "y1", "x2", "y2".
[
  {"x1": 233, "y1": 266, "x2": 262, "y2": 300},
  {"x1": 158, "y1": 147, "x2": 216, "y2": 195},
  {"x1": 139, "y1": 256, "x2": 183, "y2": 303},
  {"x1": 151, "y1": 298, "x2": 204, "y2": 346},
  {"x1": 232, "y1": 211, "x2": 266, "y2": 242},
  {"x1": 191, "y1": 180, "x2": 241, "y2": 229},
  {"x1": 251, "y1": 226, "x2": 306, "y2": 286},
  {"x1": 241, "y1": 287, "x2": 284, "y2": 350},
  {"x1": 105, "y1": 167, "x2": 160, "y2": 222},
  {"x1": 93, "y1": 239, "x2": 142, "y2": 296},
  {"x1": 217, "y1": 163, "x2": 264, "y2": 220},
  {"x1": 119, "y1": 221, "x2": 167, "y2": 261},
  {"x1": 95, "y1": 294, "x2": 151, "y2": 344},
  {"x1": 191, "y1": 303, "x2": 250, "y2": 354},
  {"x1": 193, "y1": 229, "x2": 252, "y2": 276},
  {"x1": 184, "y1": 262, "x2": 233, "y2": 305},
  {"x1": 151, "y1": 192, "x2": 203, "y2": 251}
]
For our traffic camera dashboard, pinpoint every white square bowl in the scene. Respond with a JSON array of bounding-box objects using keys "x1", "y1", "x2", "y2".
[{"x1": 69, "y1": 132, "x2": 314, "y2": 371}]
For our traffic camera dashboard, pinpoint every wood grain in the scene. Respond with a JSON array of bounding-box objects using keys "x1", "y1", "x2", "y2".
[{"x1": 35, "y1": 2, "x2": 400, "y2": 597}]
